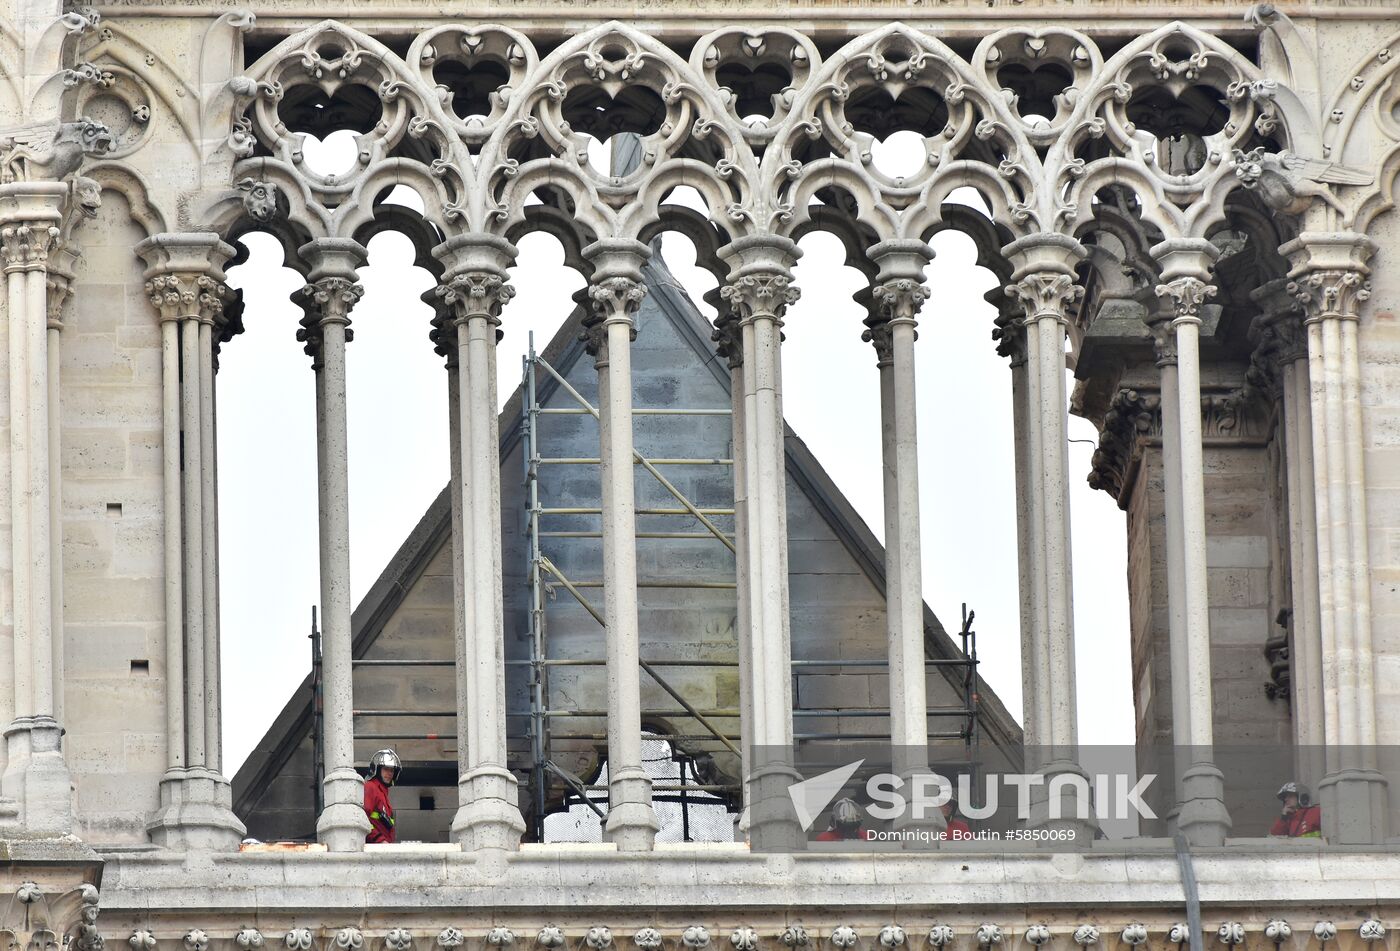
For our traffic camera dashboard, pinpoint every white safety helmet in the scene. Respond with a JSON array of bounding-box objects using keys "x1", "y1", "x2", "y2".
[
  {"x1": 1277, "y1": 781, "x2": 1310, "y2": 805},
  {"x1": 370, "y1": 748, "x2": 402, "y2": 786},
  {"x1": 830, "y1": 797, "x2": 862, "y2": 828}
]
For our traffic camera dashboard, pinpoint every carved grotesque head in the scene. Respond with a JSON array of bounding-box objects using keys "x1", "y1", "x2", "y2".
[
  {"x1": 72, "y1": 176, "x2": 102, "y2": 217},
  {"x1": 1231, "y1": 147, "x2": 1265, "y2": 188},
  {"x1": 66, "y1": 118, "x2": 116, "y2": 157},
  {"x1": 236, "y1": 178, "x2": 284, "y2": 224}
]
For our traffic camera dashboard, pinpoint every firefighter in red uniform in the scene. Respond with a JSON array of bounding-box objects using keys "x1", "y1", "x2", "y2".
[
  {"x1": 1268, "y1": 782, "x2": 1322, "y2": 838},
  {"x1": 814, "y1": 798, "x2": 867, "y2": 841},
  {"x1": 364, "y1": 748, "x2": 400, "y2": 843},
  {"x1": 938, "y1": 797, "x2": 973, "y2": 841}
]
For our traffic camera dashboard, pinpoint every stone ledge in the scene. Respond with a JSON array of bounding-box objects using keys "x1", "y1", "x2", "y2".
[{"x1": 93, "y1": 847, "x2": 1400, "y2": 915}]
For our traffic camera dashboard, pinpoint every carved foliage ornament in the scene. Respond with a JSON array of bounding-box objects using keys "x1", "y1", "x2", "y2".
[
  {"x1": 720, "y1": 274, "x2": 799, "y2": 322},
  {"x1": 1154, "y1": 278, "x2": 1217, "y2": 324},
  {"x1": 144, "y1": 273, "x2": 232, "y2": 324},
  {"x1": 872, "y1": 279, "x2": 929, "y2": 324},
  {"x1": 1120, "y1": 926, "x2": 1148, "y2": 947},
  {"x1": 436, "y1": 273, "x2": 516, "y2": 323},
  {"x1": 1287, "y1": 269, "x2": 1372, "y2": 321},
  {"x1": 1, "y1": 223, "x2": 61, "y2": 272},
  {"x1": 1005, "y1": 273, "x2": 1082, "y2": 323}
]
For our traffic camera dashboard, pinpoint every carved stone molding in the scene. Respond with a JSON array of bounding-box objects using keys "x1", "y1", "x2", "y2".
[
  {"x1": 293, "y1": 277, "x2": 363, "y2": 361},
  {"x1": 1280, "y1": 232, "x2": 1378, "y2": 323},
  {"x1": 0, "y1": 221, "x2": 61, "y2": 272},
  {"x1": 1153, "y1": 277, "x2": 1216, "y2": 326},
  {"x1": 720, "y1": 274, "x2": 799, "y2": 323},
  {"x1": 0, "y1": 883, "x2": 102, "y2": 951},
  {"x1": 436, "y1": 273, "x2": 516, "y2": 326},
  {"x1": 1288, "y1": 270, "x2": 1372, "y2": 322},
  {"x1": 1087, "y1": 383, "x2": 1274, "y2": 502},
  {"x1": 144, "y1": 274, "x2": 233, "y2": 325},
  {"x1": 1005, "y1": 272, "x2": 1082, "y2": 325}
]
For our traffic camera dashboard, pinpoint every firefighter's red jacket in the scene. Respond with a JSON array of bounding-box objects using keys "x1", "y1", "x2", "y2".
[
  {"x1": 1269, "y1": 803, "x2": 1321, "y2": 838},
  {"x1": 364, "y1": 776, "x2": 396, "y2": 843}
]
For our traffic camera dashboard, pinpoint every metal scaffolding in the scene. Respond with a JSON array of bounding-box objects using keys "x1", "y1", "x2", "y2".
[
  {"x1": 310, "y1": 334, "x2": 986, "y2": 842},
  {"x1": 514, "y1": 335, "x2": 986, "y2": 841}
]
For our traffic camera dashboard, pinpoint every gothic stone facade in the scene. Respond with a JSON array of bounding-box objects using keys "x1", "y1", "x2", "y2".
[{"x1": 3, "y1": 1, "x2": 1400, "y2": 950}]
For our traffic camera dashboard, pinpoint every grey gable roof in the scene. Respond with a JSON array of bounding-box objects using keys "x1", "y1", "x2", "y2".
[{"x1": 231, "y1": 254, "x2": 1022, "y2": 814}]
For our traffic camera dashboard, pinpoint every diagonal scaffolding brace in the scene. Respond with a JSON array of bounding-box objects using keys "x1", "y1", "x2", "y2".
[{"x1": 533, "y1": 353, "x2": 737, "y2": 554}]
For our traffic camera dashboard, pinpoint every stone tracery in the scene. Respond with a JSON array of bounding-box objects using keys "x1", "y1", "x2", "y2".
[{"x1": 1, "y1": 0, "x2": 1400, "y2": 886}]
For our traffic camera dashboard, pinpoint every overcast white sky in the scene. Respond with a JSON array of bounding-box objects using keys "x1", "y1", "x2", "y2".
[{"x1": 217, "y1": 132, "x2": 1132, "y2": 779}]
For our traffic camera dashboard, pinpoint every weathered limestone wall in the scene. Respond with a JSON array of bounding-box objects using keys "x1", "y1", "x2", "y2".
[
  {"x1": 1358, "y1": 209, "x2": 1400, "y2": 838},
  {"x1": 1112, "y1": 371, "x2": 1293, "y2": 835},
  {"x1": 60, "y1": 193, "x2": 168, "y2": 844}
]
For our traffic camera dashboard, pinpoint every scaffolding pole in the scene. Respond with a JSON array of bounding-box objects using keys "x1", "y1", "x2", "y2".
[{"x1": 505, "y1": 337, "x2": 986, "y2": 842}]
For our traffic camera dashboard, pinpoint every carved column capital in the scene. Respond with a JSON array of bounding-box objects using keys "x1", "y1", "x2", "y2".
[
  {"x1": 862, "y1": 320, "x2": 894, "y2": 367},
  {"x1": 866, "y1": 237, "x2": 933, "y2": 335},
  {"x1": 135, "y1": 232, "x2": 238, "y2": 324},
  {"x1": 721, "y1": 272, "x2": 799, "y2": 323},
  {"x1": 1087, "y1": 386, "x2": 1162, "y2": 502},
  {"x1": 0, "y1": 221, "x2": 60, "y2": 272},
  {"x1": 872, "y1": 278, "x2": 929, "y2": 324},
  {"x1": 582, "y1": 277, "x2": 645, "y2": 357},
  {"x1": 0, "y1": 181, "x2": 69, "y2": 272},
  {"x1": 293, "y1": 238, "x2": 368, "y2": 363},
  {"x1": 1280, "y1": 231, "x2": 1377, "y2": 323},
  {"x1": 853, "y1": 285, "x2": 891, "y2": 368},
  {"x1": 436, "y1": 273, "x2": 515, "y2": 327},
  {"x1": 293, "y1": 277, "x2": 362, "y2": 362},
  {"x1": 1154, "y1": 277, "x2": 1217, "y2": 327},
  {"x1": 1001, "y1": 233, "x2": 1085, "y2": 328},
  {"x1": 145, "y1": 273, "x2": 234, "y2": 325},
  {"x1": 579, "y1": 237, "x2": 650, "y2": 358},
  {"x1": 719, "y1": 234, "x2": 801, "y2": 324},
  {"x1": 1004, "y1": 271, "x2": 1082, "y2": 325},
  {"x1": 432, "y1": 233, "x2": 517, "y2": 354},
  {"x1": 1287, "y1": 270, "x2": 1371, "y2": 323},
  {"x1": 44, "y1": 245, "x2": 81, "y2": 330}
]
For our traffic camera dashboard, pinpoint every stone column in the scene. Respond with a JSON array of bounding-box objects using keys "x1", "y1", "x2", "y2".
[
  {"x1": 710, "y1": 289, "x2": 752, "y2": 839},
  {"x1": 1150, "y1": 238, "x2": 1232, "y2": 846},
  {"x1": 428, "y1": 292, "x2": 471, "y2": 789},
  {"x1": 136, "y1": 232, "x2": 245, "y2": 850},
  {"x1": 1251, "y1": 281, "x2": 1327, "y2": 785},
  {"x1": 433, "y1": 234, "x2": 527, "y2": 851},
  {"x1": 43, "y1": 237, "x2": 82, "y2": 742},
  {"x1": 861, "y1": 240, "x2": 944, "y2": 832},
  {"x1": 293, "y1": 238, "x2": 371, "y2": 852},
  {"x1": 0, "y1": 182, "x2": 70, "y2": 835},
  {"x1": 1141, "y1": 308, "x2": 1197, "y2": 832},
  {"x1": 1281, "y1": 231, "x2": 1389, "y2": 844},
  {"x1": 719, "y1": 235, "x2": 802, "y2": 850},
  {"x1": 578, "y1": 238, "x2": 659, "y2": 851},
  {"x1": 1002, "y1": 233, "x2": 1094, "y2": 838},
  {"x1": 992, "y1": 297, "x2": 1043, "y2": 760}
]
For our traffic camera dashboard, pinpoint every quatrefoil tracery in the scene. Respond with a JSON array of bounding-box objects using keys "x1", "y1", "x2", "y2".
[{"x1": 222, "y1": 18, "x2": 1300, "y2": 254}]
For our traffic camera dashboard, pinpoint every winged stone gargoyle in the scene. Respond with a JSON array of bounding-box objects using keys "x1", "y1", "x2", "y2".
[
  {"x1": 1232, "y1": 147, "x2": 1374, "y2": 216},
  {"x1": 0, "y1": 118, "x2": 116, "y2": 185}
]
